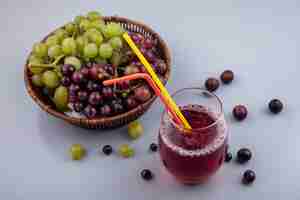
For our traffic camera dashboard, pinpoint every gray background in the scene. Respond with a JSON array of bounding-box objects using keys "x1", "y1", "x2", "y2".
[{"x1": 1, "y1": 0, "x2": 300, "y2": 199}]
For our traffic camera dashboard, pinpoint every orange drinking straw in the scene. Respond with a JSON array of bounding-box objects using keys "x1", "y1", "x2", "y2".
[
  {"x1": 103, "y1": 73, "x2": 182, "y2": 126},
  {"x1": 123, "y1": 32, "x2": 192, "y2": 130}
]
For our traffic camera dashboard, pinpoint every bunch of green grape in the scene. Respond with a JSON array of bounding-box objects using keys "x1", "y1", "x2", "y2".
[{"x1": 28, "y1": 11, "x2": 127, "y2": 111}]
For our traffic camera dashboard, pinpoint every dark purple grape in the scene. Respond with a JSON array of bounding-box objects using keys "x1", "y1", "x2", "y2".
[
  {"x1": 117, "y1": 80, "x2": 130, "y2": 90},
  {"x1": 145, "y1": 51, "x2": 156, "y2": 62},
  {"x1": 225, "y1": 152, "x2": 233, "y2": 162},
  {"x1": 157, "y1": 74, "x2": 167, "y2": 85},
  {"x1": 88, "y1": 92, "x2": 102, "y2": 106},
  {"x1": 268, "y1": 99, "x2": 283, "y2": 114},
  {"x1": 152, "y1": 62, "x2": 158, "y2": 69},
  {"x1": 83, "y1": 105, "x2": 97, "y2": 118},
  {"x1": 99, "y1": 104, "x2": 112, "y2": 116},
  {"x1": 80, "y1": 67, "x2": 90, "y2": 78},
  {"x1": 85, "y1": 63, "x2": 93, "y2": 68},
  {"x1": 205, "y1": 78, "x2": 220, "y2": 92},
  {"x1": 233, "y1": 105, "x2": 248, "y2": 121},
  {"x1": 89, "y1": 65, "x2": 101, "y2": 80},
  {"x1": 69, "y1": 84, "x2": 80, "y2": 95},
  {"x1": 102, "y1": 145, "x2": 113, "y2": 155},
  {"x1": 111, "y1": 99, "x2": 121, "y2": 105},
  {"x1": 61, "y1": 64, "x2": 75, "y2": 76},
  {"x1": 242, "y1": 170, "x2": 256, "y2": 185},
  {"x1": 139, "y1": 66, "x2": 147, "y2": 73},
  {"x1": 89, "y1": 65, "x2": 108, "y2": 80},
  {"x1": 131, "y1": 33, "x2": 143, "y2": 44},
  {"x1": 104, "y1": 64, "x2": 114, "y2": 75},
  {"x1": 134, "y1": 86, "x2": 152, "y2": 103},
  {"x1": 69, "y1": 94, "x2": 77, "y2": 103},
  {"x1": 77, "y1": 90, "x2": 88, "y2": 101},
  {"x1": 124, "y1": 50, "x2": 135, "y2": 61},
  {"x1": 61, "y1": 65, "x2": 69, "y2": 76},
  {"x1": 86, "y1": 81, "x2": 101, "y2": 92},
  {"x1": 149, "y1": 143, "x2": 158, "y2": 152},
  {"x1": 131, "y1": 60, "x2": 143, "y2": 68},
  {"x1": 155, "y1": 60, "x2": 167, "y2": 75},
  {"x1": 131, "y1": 60, "x2": 139, "y2": 66},
  {"x1": 86, "y1": 81, "x2": 94, "y2": 92},
  {"x1": 92, "y1": 82, "x2": 102, "y2": 91},
  {"x1": 72, "y1": 71, "x2": 85, "y2": 84},
  {"x1": 73, "y1": 102, "x2": 84, "y2": 112},
  {"x1": 61, "y1": 77, "x2": 71, "y2": 87},
  {"x1": 131, "y1": 34, "x2": 139, "y2": 43},
  {"x1": 140, "y1": 47, "x2": 147, "y2": 55},
  {"x1": 237, "y1": 148, "x2": 252, "y2": 164},
  {"x1": 141, "y1": 169, "x2": 153, "y2": 181},
  {"x1": 221, "y1": 70, "x2": 234, "y2": 84},
  {"x1": 124, "y1": 65, "x2": 140, "y2": 75},
  {"x1": 143, "y1": 38, "x2": 153, "y2": 49},
  {"x1": 126, "y1": 96, "x2": 138, "y2": 109},
  {"x1": 102, "y1": 87, "x2": 114, "y2": 99},
  {"x1": 112, "y1": 102, "x2": 124, "y2": 114}
]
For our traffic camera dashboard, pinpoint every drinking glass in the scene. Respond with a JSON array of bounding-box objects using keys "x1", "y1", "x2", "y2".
[{"x1": 158, "y1": 87, "x2": 228, "y2": 184}]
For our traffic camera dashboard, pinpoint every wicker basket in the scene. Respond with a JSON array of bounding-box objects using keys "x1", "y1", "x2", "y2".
[{"x1": 24, "y1": 16, "x2": 171, "y2": 129}]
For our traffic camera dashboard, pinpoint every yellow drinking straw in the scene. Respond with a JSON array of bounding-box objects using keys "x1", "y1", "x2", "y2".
[{"x1": 123, "y1": 32, "x2": 192, "y2": 130}]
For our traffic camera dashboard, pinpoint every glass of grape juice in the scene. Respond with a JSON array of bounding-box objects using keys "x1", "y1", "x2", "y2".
[{"x1": 158, "y1": 87, "x2": 228, "y2": 184}]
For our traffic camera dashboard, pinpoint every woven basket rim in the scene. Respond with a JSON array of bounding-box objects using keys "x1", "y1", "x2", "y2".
[{"x1": 24, "y1": 16, "x2": 171, "y2": 126}]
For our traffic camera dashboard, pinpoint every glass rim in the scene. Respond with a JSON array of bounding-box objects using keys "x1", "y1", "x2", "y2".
[{"x1": 163, "y1": 87, "x2": 224, "y2": 133}]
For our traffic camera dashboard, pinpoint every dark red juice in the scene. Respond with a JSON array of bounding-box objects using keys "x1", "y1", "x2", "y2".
[{"x1": 159, "y1": 105, "x2": 228, "y2": 184}]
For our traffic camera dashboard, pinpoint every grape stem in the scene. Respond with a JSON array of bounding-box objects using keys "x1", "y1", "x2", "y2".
[
  {"x1": 29, "y1": 64, "x2": 54, "y2": 68},
  {"x1": 28, "y1": 55, "x2": 65, "y2": 68},
  {"x1": 53, "y1": 55, "x2": 65, "y2": 65}
]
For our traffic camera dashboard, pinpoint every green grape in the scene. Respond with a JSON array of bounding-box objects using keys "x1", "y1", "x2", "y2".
[
  {"x1": 99, "y1": 43, "x2": 113, "y2": 59},
  {"x1": 48, "y1": 45, "x2": 63, "y2": 58},
  {"x1": 29, "y1": 67, "x2": 45, "y2": 75},
  {"x1": 65, "y1": 22, "x2": 76, "y2": 35},
  {"x1": 128, "y1": 120, "x2": 143, "y2": 140},
  {"x1": 90, "y1": 20, "x2": 105, "y2": 31},
  {"x1": 110, "y1": 51, "x2": 122, "y2": 66},
  {"x1": 83, "y1": 28, "x2": 99, "y2": 37},
  {"x1": 98, "y1": 23, "x2": 107, "y2": 35},
  {"x1": 53, "y1": 67, "x2": 63, "y2": 78},
  {"x1": 42, "y1": 70, "x2": 60, "y2": 89},
  {"x1": 90, "y1": 31, "x2": 103, "y2": 46},
  {"x1": 33, "y1": 43, "x2": 48, "y2": 58},
  {"x1": 31, "y1": 74, "x2": 44, "y2": 87},
  {"x1": 87, "y1": 11, "x2": 102, "y2": 21},
  {"x1": 29, "y1": 55, "x2": 42, "y2": 64},
  {"x1": 84, "y1": 29, "x2": 103, "y2": 46},
  {"x1": 103, "y1": 23, "x2": 124, "y2": 39},
  {"x1": 53, "y1": 86, "x2": 69, "y2": 111},
  {"x1": 74, "y1": 15, "x2": 85, "y2": 25},
  {"x1": 109, "y1": 37, "x2": 123, "y2": 49},
  {"x1": 62, "y1": 37, "x2": 77, "y2": 56},
  {"x1": 28, "y1": 56, "x2": 45, "y2": 74},
  {"x1": 64, "y1": 56, "x2": 81, "y2": 70},
  {"x1": 69, "y1": 144, "x2": 86, "y2": 160},
  {"x1": 84, "y1": 43, "x2": 98, "y2": 58},
  {"x1": 95, "y1": 57, "x2": 107, "y2": 64},
  {"x1": 54, "y1": 29, "x2": 68, "y2": 42},
  {"x1": 118, "y1": 144, "x2": 135, "y2": 158},
  {"x1": 76, "y1": 36, "x2": 88, "y2": 54},
  {"x1": 45, "y1": 35, "x2": 60, "y2": 47},
  {"x1": 79, "y1": 19, "x2": 92, "y2": 31}
]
